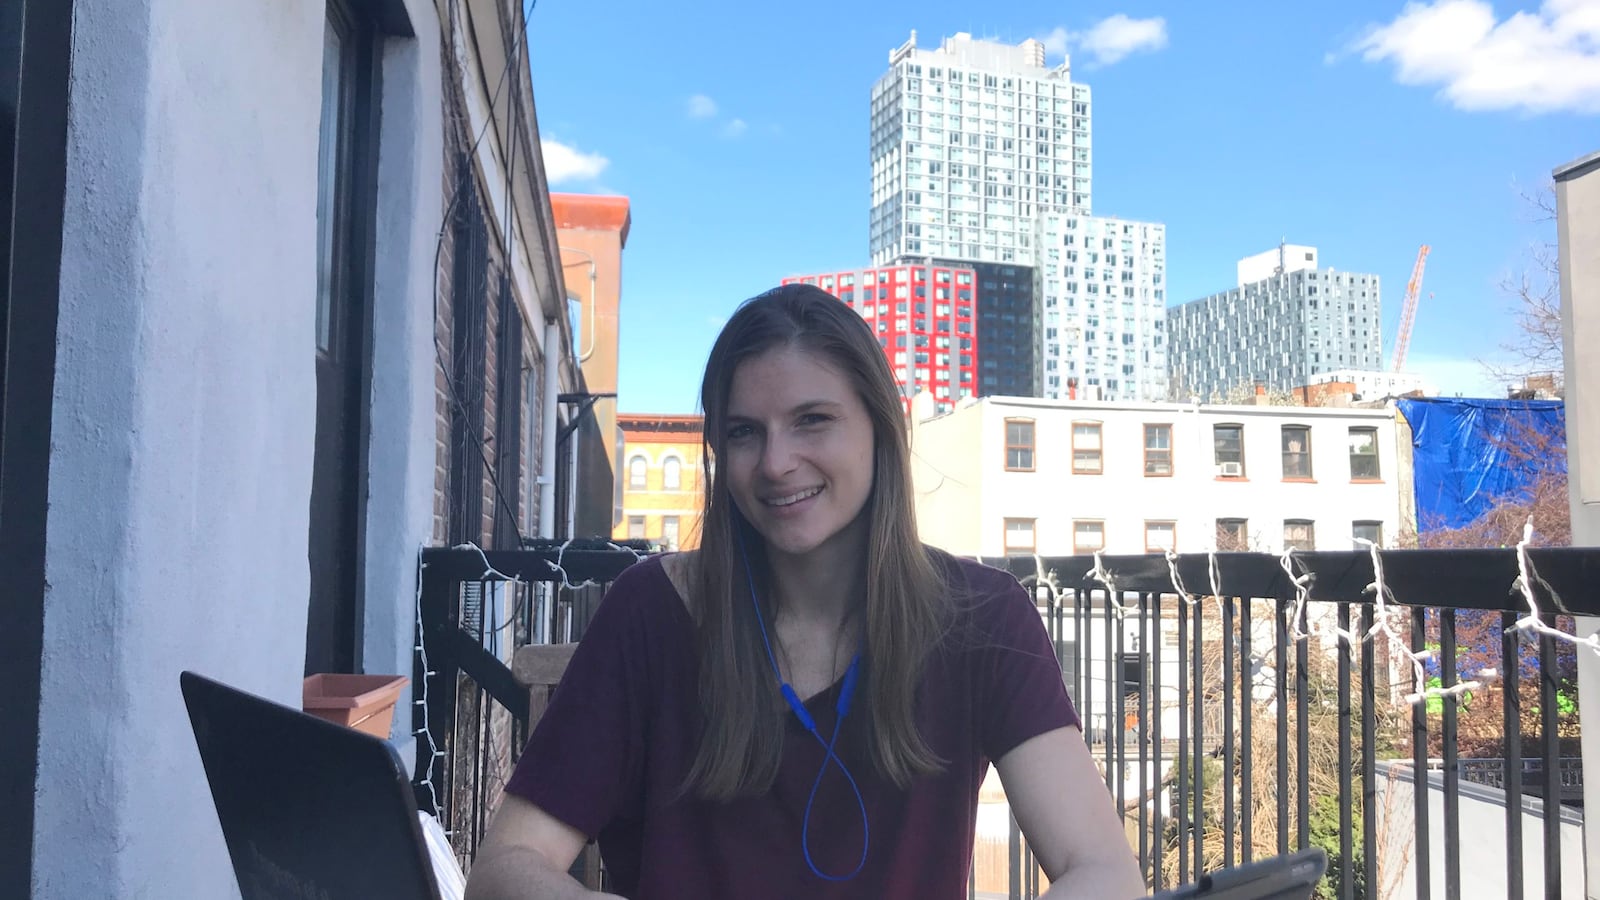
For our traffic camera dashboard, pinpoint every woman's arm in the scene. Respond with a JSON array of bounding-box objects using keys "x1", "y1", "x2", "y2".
[
  {"x1": 464, "y1": 794, "x2": 626, "y2": 900},
  {"x1": 995, "y1": 726, "x2": 1147, "y2": 900}
]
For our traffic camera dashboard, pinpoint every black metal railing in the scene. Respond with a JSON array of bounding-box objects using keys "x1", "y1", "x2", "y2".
[
  {"x1": 413, "y1": 540, "x2": 641, "y2": 866},
  {"x1": 414, "y1": 544, "x2": 1600, "y2": 898},
  {"x1": 986, "y1": 548, "x2": 1600, "y2": 900}
]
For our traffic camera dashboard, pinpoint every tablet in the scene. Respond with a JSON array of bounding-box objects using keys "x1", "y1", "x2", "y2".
[{"x1": 1149, "y1": 848, "x2": 1327, "y2": 900}]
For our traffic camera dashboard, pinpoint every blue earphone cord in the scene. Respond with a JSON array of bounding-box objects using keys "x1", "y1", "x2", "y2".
[{"x1": 739, "y1": 537, "x2": 871, "y2": 882}]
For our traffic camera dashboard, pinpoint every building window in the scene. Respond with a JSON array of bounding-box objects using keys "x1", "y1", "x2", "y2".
[
  {"x1": 1145, "y1": 521, "x2": 1176, "y2": 553},
  {"x1": 1144, "y1": 424, "x2": 1172, "y2": 476},
  {"x1": 627, "y1": 515, "x2": 646, "y2": 540},
  {"x1": 1213, "y1": 424, "x2": 1245, "y2": 477},
  {"x1": 1284, "y1": 520, "x2": 1316, "y2": 552},
  {"x1": 1352, "y1": 521, "x2": 1382, "y2": 549},
  {"x1": 662, "y1": 456, "x2": 682, "y2": 491},
  {"x1": 1349, "y1": 427, "x2": 1381, "y2": 480},
  {"x1": 628, "y1": 454, "x2": 648, "y2": 489},
  {"x1": 1216, "y1": 518, "x2": 1249, "y2": 551},
  {"x1": 1072, "y1": 421, "x2": 1102, "y2": 474},
  {"x1": 1073, "y1": 520, "x2": 1105, "y2": 555},
  {"x1": 663, "y1": 515, "x2": 681, "y2": 551},
  {"x1": 1281, "y1": 426, "x2": 1312, "y2": 479},
  {"x1": 1005, "y1": 419, "x2": 1035, "y2": 471},
  {"x1": 1003, "y1": 518, "x2": 1036, "y2": 554}
]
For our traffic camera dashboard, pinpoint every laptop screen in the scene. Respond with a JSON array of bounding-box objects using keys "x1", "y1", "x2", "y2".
[{"x1": 181, "y1": 671, "x2": 443, "y2": 900}]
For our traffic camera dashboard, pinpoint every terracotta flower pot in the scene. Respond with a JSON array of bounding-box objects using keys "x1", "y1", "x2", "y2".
[{"x1": 302, "y1": 674, "x2": 409, "y2": 739}]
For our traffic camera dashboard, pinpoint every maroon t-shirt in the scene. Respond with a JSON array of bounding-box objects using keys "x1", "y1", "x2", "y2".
[{"x1": 504, "y1": 552, "x2": 1078, "y2": 899}]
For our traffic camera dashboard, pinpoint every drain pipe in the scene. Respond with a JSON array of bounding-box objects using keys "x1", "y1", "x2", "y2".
[
  {"x1": 538, "y1": 318, "x2": 561, "y2": 540},
  {"x1": 535, "y1": 318, "x2": 563, "y2": 644}
]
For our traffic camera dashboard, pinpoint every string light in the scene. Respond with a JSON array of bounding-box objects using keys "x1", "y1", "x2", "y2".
[
  {"x1": 1356, "y1": 538, "x2": 1485, "y2": 706},
  {"x1": 1163, "y1": 548, "x2": 1225, "y2": 619},
  {"x1": 1026, "y1": 554, "x2": 1063, "y2": 607},
  {"x1": 1509, "y1": 520, "x2": 1600, "y2": 655},
  {"x1": 1085, "y1": 550, "x2": 1132, "y2": 618},
  {"x1": 413, "y1": 547, "x2": 445, "y2": 823},
  {"x1": 1276, "y1": 549, "x2": 1317, "y2": 642},
  {"x1": 412, "y1": 538, "x2": 647, "y2": 832}
]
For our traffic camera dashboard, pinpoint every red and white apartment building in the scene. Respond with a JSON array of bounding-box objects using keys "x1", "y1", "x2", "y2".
[{"x1": 783, "y1": 262, "x2": 979, "y2": 416}]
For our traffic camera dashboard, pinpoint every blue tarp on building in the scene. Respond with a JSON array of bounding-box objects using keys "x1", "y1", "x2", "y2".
[{"x1": 1396, "y1": 397, "x2": 1566, "y2": 532}]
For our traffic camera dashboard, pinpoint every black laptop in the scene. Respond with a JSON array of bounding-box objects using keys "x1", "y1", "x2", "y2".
[
  {"x1": 180, "y1": 670, "x2": 444, "y2": 900},
  {"x1": 1150, "y1": 848, "x2": 1328, "y2": 900}
]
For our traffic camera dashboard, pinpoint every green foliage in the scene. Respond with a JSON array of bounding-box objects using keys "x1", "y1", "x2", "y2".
[{"x1": 1305, "y1": 794, "x2": 1366, "y2": 899}]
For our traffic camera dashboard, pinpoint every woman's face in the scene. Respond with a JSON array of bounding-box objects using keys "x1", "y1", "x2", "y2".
[{"x1": 722, "y1": 345, "x2": 876, "y2": 563}]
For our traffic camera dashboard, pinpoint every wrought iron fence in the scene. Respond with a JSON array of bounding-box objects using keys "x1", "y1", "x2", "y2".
[
  {"x1": 989, "y1": 548, "x2": 1600, "y2": 900},
  {"x1": 414, "y1": 544, "x2": 1600, "y2": 898},
  {"x1": 412, "y1": 540, "x2": 641, "y2": 867}
]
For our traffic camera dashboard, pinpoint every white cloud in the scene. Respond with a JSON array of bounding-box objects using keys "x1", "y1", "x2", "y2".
[
  {"x1": 541, "y1": 138, "x2": 608, "y2": 185},
  {"x1": 1350, "y1": 0, "x2": 1600, "y2": 115},
  {"x1": 687, "y1": 94, "x2": 718, "y2": 119},
  {"x1": 721, "y1": 118, "x2": 748, "y2": 138},
  {"x1": 1040, "y1": 27, "x2": 1072, "y2": 58},
  {"x1": 1037, "y1": 15, "x2": 1169, "y2": 67}
]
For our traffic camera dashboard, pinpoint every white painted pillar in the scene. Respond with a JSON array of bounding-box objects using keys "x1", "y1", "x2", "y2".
[{"x1": 1553, "y1": 150, "x2": 1600, "y2": 897}]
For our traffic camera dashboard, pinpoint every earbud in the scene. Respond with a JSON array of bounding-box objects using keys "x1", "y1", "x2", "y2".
[{"x1": 736, "y1": 527, "x2": 870, "y2": 881}]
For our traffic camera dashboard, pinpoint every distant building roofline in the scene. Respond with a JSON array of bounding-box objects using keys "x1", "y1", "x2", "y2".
[{"x1": 1554, "y1": 149, "x2": 1600, "y2": 182}]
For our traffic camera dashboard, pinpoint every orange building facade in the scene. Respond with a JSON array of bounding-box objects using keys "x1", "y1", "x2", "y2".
[
  {"x1": 552, "y1": 193, "x2": 631, "y2": 539},
  {"x1": 613, "y1": 414, "x2": 705, "y2": 551}
]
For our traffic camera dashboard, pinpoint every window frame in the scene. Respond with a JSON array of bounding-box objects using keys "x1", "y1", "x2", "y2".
[
  {"x1": 627, "y1": 514, "x2": 646, "y2": 540},
  {"x1": 1213, "y1": 423, "x2": 1246, "y2": 478},
  {"x1": 1071, "y1": 420, "x2": 1103, "y2": 475},
  {"x1": 661, "y1": 454, "x2": 683, "y2": 491},
  {"x1": 627, "y1": 453, "x2": 649, "y2": 490},
  {"x1": 1280, "y1": 424, "x2": 1313, "y2": 480},
  {"x1": 1004, "y1": 418, "x2": 1036, "y2": 472},
  {"x1": 1002, "y1": 517, "x2": 1037, "y2": 555},
  {"x1": 1216, "y1": 518, "x2": 1249, "y2": 551},
  {"x1": 1144, "y1": 520, "x2": 1177, "y2": 554},
  {"x1": 1348, "y1": 426, "x2": 1381, "y2": 481},
  {"x1": 1072, "y1": 519, "x2": 1106, "y2": 555},
  {"x1": 1143, "y1": 423, "x2": 1173, "y2": 477},
  {"x1": 1283, "y1": 519, "x2": 1316, "y2": 552},
  {"x1": 1352, "y1": 520, "x2": 1383, "y2": 549}
]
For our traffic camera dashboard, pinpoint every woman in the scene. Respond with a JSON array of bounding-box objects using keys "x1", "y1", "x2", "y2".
[{"x1": 465, "y1": 284, "x2": 1143, "y2": 899}]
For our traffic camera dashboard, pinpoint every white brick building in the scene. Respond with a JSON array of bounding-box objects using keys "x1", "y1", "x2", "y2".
[{"x1": 910, "y1": 396, "x2": 1404, "y2": 558}]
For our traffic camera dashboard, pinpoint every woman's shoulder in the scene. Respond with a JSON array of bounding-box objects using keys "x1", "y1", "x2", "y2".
[
  {"x1": 927, "y1": 546, "x2": 1029, "y2": 604},
  {"x1": 589, "y1": 552, "x2": 694, "y2": 630},
  {"x1": 926, "y1": 548, "x2": 1042, "y2": 644}
]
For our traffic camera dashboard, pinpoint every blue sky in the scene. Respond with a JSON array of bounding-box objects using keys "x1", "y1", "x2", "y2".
[{"x1": 528, "y1": 0, "x2": 1598, "y2": 415}]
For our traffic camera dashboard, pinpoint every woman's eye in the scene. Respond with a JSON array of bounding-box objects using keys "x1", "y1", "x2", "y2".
[
  {"x1": 726, "y1": 424, "x2": 755, "y2": 441},
  {"x1": 798, "y1": 413, "x2": 833, "y2": 427}
]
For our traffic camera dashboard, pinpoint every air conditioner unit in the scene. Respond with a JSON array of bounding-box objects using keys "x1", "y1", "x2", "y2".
[{"x1": 1218, "y1": 461, "x2": 1244, "y2": 478}]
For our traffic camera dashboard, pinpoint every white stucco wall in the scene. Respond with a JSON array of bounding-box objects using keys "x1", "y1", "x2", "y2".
[
  {"x1": 363, "y1": 12, "x2": 444, "y2": 763},
  {"x1": 911, "y1": 397, "x2": 1402, "y2": 558},
  {"x1": 1553, "y1": 150, "x2": 1600, "y2": 896},
  {"x1": 1375, "y1": 764, "x2": 1585, "y2": 900},
  {"x1": 35, "y1": 0, "x2": 441, "y2": 895}
]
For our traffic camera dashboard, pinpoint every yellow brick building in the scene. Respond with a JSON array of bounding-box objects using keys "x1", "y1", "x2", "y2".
[{"x1": 613, "y1": 414, "x2": 705, "y2": 551}]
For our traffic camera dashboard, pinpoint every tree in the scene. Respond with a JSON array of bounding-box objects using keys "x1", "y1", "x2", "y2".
[
  {"x1": 1485, "y1": 183, "x2": 1563, "y2": 395},
  {"x1": 1412, "y1": 404, "x2": 1577, "y2": 757}
]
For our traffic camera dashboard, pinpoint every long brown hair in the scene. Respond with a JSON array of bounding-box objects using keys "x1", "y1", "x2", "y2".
[{"x1": 684, "y1": 283, "x2": 950, "y2": 800}]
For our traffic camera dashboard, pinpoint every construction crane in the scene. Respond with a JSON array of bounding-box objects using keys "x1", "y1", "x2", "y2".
[{"x1": 1390, "y1": 244, "x2": 1430, "y2": 372}]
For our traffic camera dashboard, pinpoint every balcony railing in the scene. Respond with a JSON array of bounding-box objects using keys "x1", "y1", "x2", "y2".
[
  {"x1": 987, "y1": 547, "x2": 1600, "y2": 900},
  {"x1": 414, "y1": 544, "x2": 1600, "y2": 898},
  {"x1": 412, "y1": 540, "x2": 641, "y2": 867}
]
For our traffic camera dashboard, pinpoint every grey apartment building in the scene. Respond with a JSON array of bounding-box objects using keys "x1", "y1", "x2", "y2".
[{"x1": 1167, "y1": 244, "x2": 1382, "y2": 399}]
